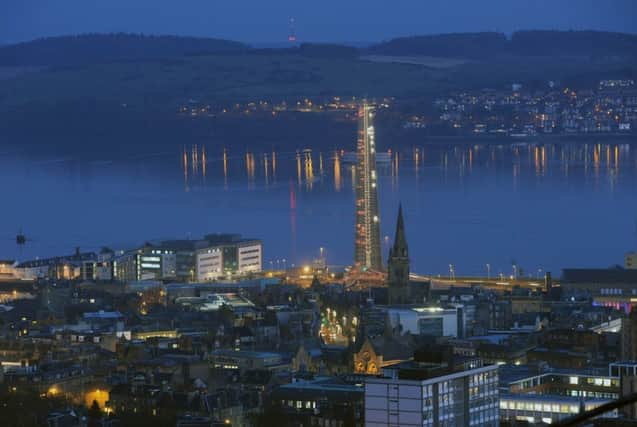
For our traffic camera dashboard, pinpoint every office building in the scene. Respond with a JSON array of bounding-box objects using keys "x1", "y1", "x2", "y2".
[
  {"x1": 387, "y1": 306, "x2": 462, "y2": 338},
  {"x1": 197, "y1": 235, "x2": 262, "y2": 281},
  {"x1": 0, "y1": 260, "x2": 17, "y2": 280},
  {"x1": 114, "y1": 247, "x2": 175, "y2": 282},
  {"x1": 561, "y1": 267, "x2": 637, "y2": 299},
  {"x1": 15, "y1": 250, "x2": 97, "y2": 281},
  {"x1": 95, "y1": 247, "x2": 115, "y2": 281},
  {"x1": 498, "y1": 363, "x2": 630, "y2": 424},
  {"x1": 196, "y1": 247, "x2": 223, "y2": 281},
  {"x1": 354, "y1": 104, "x2": 382, "y2": 272},
  {"x1": 611, "y1": 362, "x2": 637, "y2": 419},
  {"x1": 499, "y1": 394, "x2": 615, "y2": 424},
  {"x1": 114, "y1": 234, "x2": 262, "y2": 283},
  {"x1": 365, "y1": 349, "x2": 499, "y2": 426}
]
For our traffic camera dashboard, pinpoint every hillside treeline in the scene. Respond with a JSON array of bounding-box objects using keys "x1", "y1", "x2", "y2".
[
  {"x1": 0, "y1": 33, "x2": 249, "y2": 66},
  {"x1": 368, "y1": 30, "x2": 637, "y2": 58}
]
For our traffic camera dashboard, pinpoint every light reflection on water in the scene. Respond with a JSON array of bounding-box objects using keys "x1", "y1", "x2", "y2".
[
  {"x1": 1, "y1": 142, "x2": 636, "y2": 277},
  {"x1": 178, "y1": 143, "x2": 629, "y2": 194}
]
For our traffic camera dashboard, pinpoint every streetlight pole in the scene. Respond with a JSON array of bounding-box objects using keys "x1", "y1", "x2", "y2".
[{"x1": 486, "y1": 263, "x2": 491, "y2": 280}]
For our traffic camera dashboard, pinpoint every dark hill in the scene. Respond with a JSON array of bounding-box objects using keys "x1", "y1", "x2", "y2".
[
  {"x1": 369, "y1": 30, "x2": 637, "y2": 59},
  {"x1": 368, "y1": 32, "x2": 508, "y2": 58},
  {"x1": 510, "y1": 30, "x2": 637, "y2": 57},
  {"x1": 0, "y1": 33, "x2": 250, "y2": 66}
]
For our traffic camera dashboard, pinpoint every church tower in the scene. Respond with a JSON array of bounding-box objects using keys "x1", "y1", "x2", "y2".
[{"x1": 388, "y1": 204, "x2": 410, "y2": 305}]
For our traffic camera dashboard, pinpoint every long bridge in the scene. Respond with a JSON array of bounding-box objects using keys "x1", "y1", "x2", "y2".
[{"x1": 412, "y1": 274, "x2": 549, "y2": 291}]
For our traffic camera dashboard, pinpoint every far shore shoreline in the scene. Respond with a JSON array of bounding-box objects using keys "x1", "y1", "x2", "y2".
[{"x1": 399, "y1": 132, "x2": 637, "y2": 146}]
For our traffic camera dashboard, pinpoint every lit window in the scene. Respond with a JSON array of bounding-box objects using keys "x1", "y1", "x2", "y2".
[{"x1": 569, "y1": 376, "x2": 579, "y2": 385}]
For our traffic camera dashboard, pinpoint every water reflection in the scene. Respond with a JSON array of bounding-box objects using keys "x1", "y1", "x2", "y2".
[
  {"x1": 289, "y1": 183, "x2": 297, "y2": 259},
  {"x1": 178, "y1": 142, "x2": 633, "y2": 194},
  {"x1": 296, "y1": 151, "x2": 302, "y2": 186},
  {"x1": 272, "y1": 150, "x2": 277, "y2": 178},
  {"x1": 334, "y1": 151, "x2": 342, "y2": 192},
  {"x1": 201, "y1": 146, "x2": 207, "y2": 178},
  {"x1": 182, "y1": 146, "x2": 188, "y2": 186},
  {"x1": 391, "y1": 150, "x2": 399, "y2": 189},
  {"x1": 304, "y1": 150, "x2": 314, "y2": 190},
  {"x1": 414, "y1": 147, "x2": 420, "y2": 174},
  {"x1": 223, "y1": 148, "x2": 228, "y2": 188},
  {"x1": 182, "y1": 144, "x2": 209, "y2": 189}
]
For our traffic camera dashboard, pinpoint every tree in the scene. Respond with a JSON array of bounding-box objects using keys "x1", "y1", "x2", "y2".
[{"x1": 87, "y1": 399, "x2": 102, "y2": 427}]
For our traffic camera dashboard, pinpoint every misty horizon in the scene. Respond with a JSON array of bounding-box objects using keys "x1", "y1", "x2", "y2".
[{"x1": 2, "y1": 0, "x2": 636, "y2": 45}]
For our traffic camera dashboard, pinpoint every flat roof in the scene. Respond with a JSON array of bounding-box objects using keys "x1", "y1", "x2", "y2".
[
  {"x1": 500, "y1": 392, "x2": 611, "y2": 405},
  {"x1": 83, "y1": 311, "x2": 123, "y2": 319},
  {"x1": 562, "y1": 268, "x2": 637, "y2": 284},
  {"x1": 210, "y1": 349, "x2": 286, "y2": 359},
  {"x1": 468, "y1": 334, "x2": 510, "y2": 344},
  {"x1": 499, "y1": 365, "x2": 614, "y2": 386},
  {"x1": 281, "y1": 377, "x2": 363, "y2": 394},
  {"x1": 386, "y1": 306, "x2": 456, "y2": 314}
]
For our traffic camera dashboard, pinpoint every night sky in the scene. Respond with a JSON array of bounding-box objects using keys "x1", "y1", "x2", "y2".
[{"x1": 2, "y1": 0, "x2": 636, "y2": 45}]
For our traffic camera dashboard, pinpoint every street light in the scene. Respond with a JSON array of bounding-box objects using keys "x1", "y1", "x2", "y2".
[
  {"x1": 486, "y1": 263, "x2": 491, "y2": 280},
  {"x1": 449, "y1": 264, "x2": 455, "y2": 280},
  {"x1": 537, "y1": 268, "x2": 543, "y2": 280}
]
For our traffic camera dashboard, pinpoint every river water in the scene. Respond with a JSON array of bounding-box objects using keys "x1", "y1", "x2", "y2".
[{"x1": 1, "y1": 141, "x2": 635, "y2": 278}]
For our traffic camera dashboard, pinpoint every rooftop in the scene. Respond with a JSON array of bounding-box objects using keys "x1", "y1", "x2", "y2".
[
  {"x1": 146, "y1": 234, "x2": 261, "y2": 252},
  {"x1": 83, "y1": 310, "x2": 123, "y2": 320},
  {"x1": 562, "y1": 267, "x2": 637, "y2": 284},
  {"x1": 210, "y1": 349, "x2": 286, "y2": 360},
  {"x1": 380, "y1": 349, "x2": 487, "y2": 381},
  {"x1": 500, "y1": 392, "x2": 612, "y2": 405},
  {"x1": 272, "y1": 376, "x2": 363, "y2": 400},
  {"x1": 16, "y1": 252, "x2": 97, "y2": 268}
]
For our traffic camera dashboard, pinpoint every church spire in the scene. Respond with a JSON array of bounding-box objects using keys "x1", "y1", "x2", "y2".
[
  {"x1": 388, "y1": 204, "x2": 410, "y2": 305},
  {"x1": 392, "y1": 204, "x2": 408, "y2": 258}
]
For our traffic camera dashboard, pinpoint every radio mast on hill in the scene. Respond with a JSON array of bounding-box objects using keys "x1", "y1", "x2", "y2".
[{"x1": 288, "y1": 17, "x2": 297, "y2": 45}]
